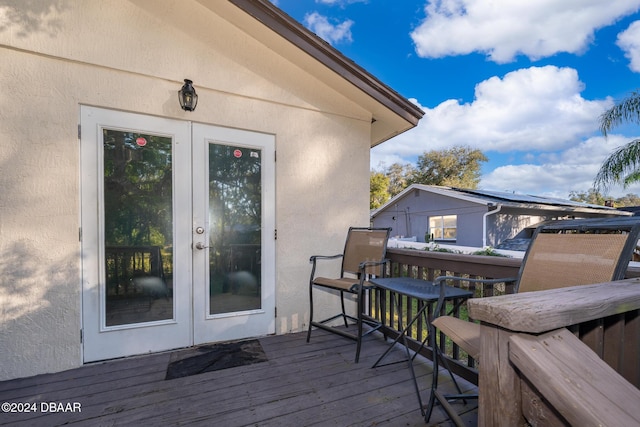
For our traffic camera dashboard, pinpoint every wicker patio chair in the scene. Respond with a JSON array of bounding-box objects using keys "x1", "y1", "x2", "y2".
[
  {"x1": 306, "y1": 227, "x2": 391, "y2": 363},
  {"x1": 427, "y1": 216, "x2": 640, "y2": 426}
]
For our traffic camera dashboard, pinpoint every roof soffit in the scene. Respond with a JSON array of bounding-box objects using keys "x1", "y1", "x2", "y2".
[{"x1": 198, "y1": 0, "x2": 423, "y2": 146}]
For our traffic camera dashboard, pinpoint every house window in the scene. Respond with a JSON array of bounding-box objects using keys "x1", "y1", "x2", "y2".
[{"x1": 428, "y1": 215, "x2": 457, "y2": 241}]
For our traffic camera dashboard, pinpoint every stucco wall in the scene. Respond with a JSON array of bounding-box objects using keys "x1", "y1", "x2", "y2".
[{"x1": 0, "y1": 0, "x2": 372, "y2": 380}]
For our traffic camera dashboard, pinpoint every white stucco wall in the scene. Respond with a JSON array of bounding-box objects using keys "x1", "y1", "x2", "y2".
[{"x1": 0, "y1": 0, "x2": 374, "y2": 380}]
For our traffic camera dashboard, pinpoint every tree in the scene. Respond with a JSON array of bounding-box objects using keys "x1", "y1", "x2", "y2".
[
  {"x1": 568, "y1": 188, "x2": 607, "y2": 205},
  {"x1": 615, "y1": 193, "x2": 640, "y2": 207},
  {"x1": 568, "y1": 189, "x2": 640, "y2": 207},
  {"x1": 369, "y1": 147, "x2": 488, "y2": 207},
  {"x1": 410, "y1": 145, "x2": 487, "y2": 188},
  {"x1": 594, "y1": 90, "x2": 640, "y2": 191},
  {"x1": 370, "y1": 171, "x2": 390, "y2": 209},
  {"x1": 385, "y1": 162, "x2": 414, "y2": 197}
]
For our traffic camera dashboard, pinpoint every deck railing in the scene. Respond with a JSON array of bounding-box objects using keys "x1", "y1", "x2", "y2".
[
  {"x1": 369, "y1": 247, "x2": 640, "y2": 386},
  {"x1": 468, "y1": 279, "x2": 640, "y2": 425}
]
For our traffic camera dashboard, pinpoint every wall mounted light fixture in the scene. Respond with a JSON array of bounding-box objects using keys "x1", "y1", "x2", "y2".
[{"x1": 178, "y1": 79, "x2": 198, "y2": 111}]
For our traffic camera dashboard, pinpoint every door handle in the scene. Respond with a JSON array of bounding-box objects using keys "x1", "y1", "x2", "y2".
[{"x1": 194, "y1": 242, "x2": 209, "y2": 250}]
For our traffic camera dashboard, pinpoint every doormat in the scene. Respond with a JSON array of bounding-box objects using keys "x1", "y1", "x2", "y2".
[{"x1": 165, "y1": 339, "x2": 267, "y2": 380}]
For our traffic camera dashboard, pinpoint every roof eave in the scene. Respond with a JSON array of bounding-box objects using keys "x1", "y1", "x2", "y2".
[{"x1": 227, "y1": 0, "x2": 424, "y2": 127}]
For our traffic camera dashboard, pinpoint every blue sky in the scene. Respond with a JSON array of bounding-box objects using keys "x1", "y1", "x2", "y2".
[{"x1": 272, "y1": 0, "x2": 640, "y2": 199}]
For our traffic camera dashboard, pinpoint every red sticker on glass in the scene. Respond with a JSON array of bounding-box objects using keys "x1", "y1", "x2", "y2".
[
  {"x1": 233, "y1": 149, "x2": 242, "y2": 158},
  {"x1": 136, "y1": 137, "x2": 147, "y2": 147}
]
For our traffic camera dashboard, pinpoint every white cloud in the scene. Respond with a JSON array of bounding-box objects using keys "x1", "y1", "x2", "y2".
[
  {"x1": 480, "y1": 135, "x2": 640, "y2": 198},
  {"x1": 617, "y1": 20, "x2": 640, "y2": 72},
  {"x1": 372, "y1": 66, "x2": 611, "y2": 168},
  {"x1": 370, "y1": 66, "x2": 640, "y2": 197},
  {"x1": 304, "y1": 12, "x2": 353, "y2": 45},
  {"x1": 411, "y1": 0, "x2": 640, "y2": 63}
]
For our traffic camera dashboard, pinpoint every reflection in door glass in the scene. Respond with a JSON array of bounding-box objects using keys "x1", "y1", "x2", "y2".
[
  {"x1": 208, "y1": 144, "x2": 262, "y2": 315},
  {"x1": 103, "y1": 130, "x2": 174, "y2": 326}
]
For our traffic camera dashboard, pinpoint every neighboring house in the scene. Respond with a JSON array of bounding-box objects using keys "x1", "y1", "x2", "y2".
[
  {"x1": 371, "y1": 184, "x2": 631, "y2": 248},
  {"x1": 619, "y1": 206, "x2": 640, "y2": 216},
  {"x1": 0, "y1": 0, "x2": 423, "y2": 381}
]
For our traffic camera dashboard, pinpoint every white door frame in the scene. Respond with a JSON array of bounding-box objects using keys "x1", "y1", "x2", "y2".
[
  {"x1": 80, "y1": 107, "x2": 275, "y2": 362},
  {"x1": 192, "y1": 123, "x2": 276, "y2": 344}
]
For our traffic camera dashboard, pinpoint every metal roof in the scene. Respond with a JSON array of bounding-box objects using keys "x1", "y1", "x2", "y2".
[
  {"x1": 452, "y1": 188, "x2": 611, "y2": 210},
  {"x1": 371, "y1": 184, "x2": 630, "y2": 217}
]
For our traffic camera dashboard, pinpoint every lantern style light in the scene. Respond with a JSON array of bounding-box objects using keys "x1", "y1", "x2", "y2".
[{"x1": 178, "y1": 79, "x2": 198, "y2": 111}]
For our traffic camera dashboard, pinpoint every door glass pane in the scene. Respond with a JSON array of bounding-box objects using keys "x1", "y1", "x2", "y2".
[
  {"x1": 103, "y1": 129, "x2": 174, "y2": 326},
  {"x1": 208, "y1": 143, "x2": 262, "y2": 315}
]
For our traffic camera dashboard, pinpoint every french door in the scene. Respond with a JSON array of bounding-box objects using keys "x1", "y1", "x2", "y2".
[{"x1": 81, "y1": 107, "x2": 275, "y2": 362}]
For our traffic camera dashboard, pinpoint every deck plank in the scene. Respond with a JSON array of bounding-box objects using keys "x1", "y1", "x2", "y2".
[{"x1": 0, "y1": 330, "x2": 476, "y2": 426}]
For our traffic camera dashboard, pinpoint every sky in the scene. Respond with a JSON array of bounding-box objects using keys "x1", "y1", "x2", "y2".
[{"x1": 271, "y1": 0, "x2": 640, "y2": 199}]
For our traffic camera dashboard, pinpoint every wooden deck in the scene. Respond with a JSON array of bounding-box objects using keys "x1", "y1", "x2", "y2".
[{"x1": 0, "y1": 329, "x2": 477, "y2": 426}]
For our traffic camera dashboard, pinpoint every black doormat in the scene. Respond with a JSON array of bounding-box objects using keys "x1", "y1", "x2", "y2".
[{"x1": 165, "y1": 339, "x2": 267, "y2": 380}]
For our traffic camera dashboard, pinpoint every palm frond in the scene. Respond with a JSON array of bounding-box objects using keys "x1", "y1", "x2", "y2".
[
  {"x1": 623, "y1": 170, "x2": 640, "y2": 187},
  {"x1": 594, "y1": 139, "x2": 640, "y2": 191},
  {"x1": 599, "y1": 90, "x2": 640, "y2": 137}
]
